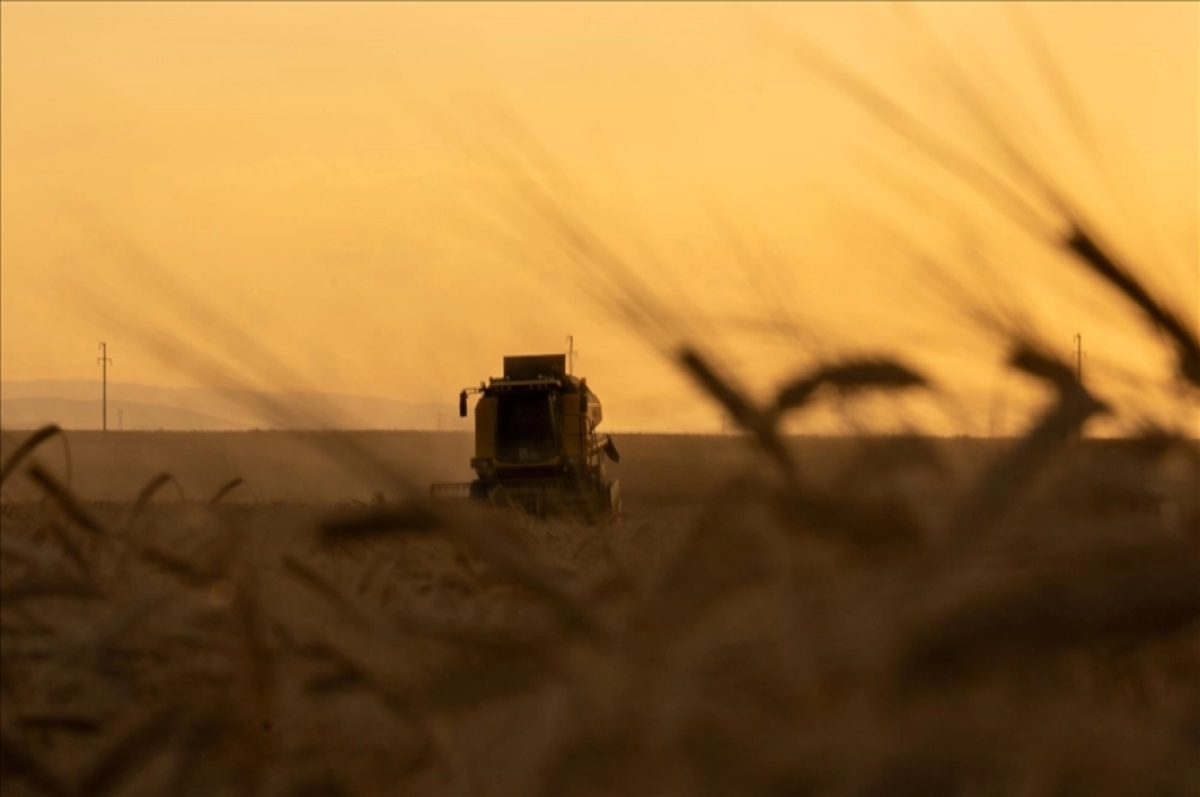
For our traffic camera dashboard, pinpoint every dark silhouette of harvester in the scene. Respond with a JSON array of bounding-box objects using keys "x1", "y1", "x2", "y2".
[{"x1": 431, "y1": 354, "x2": 621, "y2": 521}]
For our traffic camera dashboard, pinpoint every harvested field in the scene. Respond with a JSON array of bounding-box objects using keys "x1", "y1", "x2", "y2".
[{"x1": 0, "y1": 430, "x2": 1010, "y2": 507}]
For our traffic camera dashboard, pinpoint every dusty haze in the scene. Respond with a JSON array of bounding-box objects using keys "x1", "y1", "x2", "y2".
[{"x1": 2, "y1": 2, "x2": 1196, "y2": 433}]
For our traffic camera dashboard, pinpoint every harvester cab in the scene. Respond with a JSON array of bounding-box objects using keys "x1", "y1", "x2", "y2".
[{"x1": 431, "y1": 354, "x2": 622, "y2": 522}]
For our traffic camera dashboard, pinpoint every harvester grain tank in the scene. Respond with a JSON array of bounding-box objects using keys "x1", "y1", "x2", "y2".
[{"x1": 430, "y1": 354, "x2": 622, "y2": 521}]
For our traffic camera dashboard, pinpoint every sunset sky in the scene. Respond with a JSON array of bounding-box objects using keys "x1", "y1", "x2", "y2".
[{"x1": 2, "y1": 2, "x2": 1196, "y2": 433}]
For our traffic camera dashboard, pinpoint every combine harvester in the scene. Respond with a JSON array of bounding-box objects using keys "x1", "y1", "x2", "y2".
[{"x1": 431, "y1": 354, "x2": 622, "y2": 522}]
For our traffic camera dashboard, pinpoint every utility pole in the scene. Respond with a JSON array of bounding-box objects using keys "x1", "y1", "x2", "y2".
[
  {"x1": 97, "y1": 342, "x2": 113, "y2": 432},
  {"x1": 1073, "y1": 333, "x2": 1086, "y2": 384},
  {"x1": 566, "y1": 335, "x2": 575, "y2": 375}
]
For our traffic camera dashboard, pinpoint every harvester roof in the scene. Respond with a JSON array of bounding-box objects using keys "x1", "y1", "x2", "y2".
[{"x1": 504, "y1": 354, "x2": 567, "y2": 381}]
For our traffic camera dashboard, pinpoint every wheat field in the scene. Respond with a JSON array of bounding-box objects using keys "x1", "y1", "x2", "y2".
[{"x1": 1, "y1": 425, "x2": 1197, "y2": 796}]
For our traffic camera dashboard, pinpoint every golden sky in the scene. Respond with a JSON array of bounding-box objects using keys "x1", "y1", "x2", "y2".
[{"x1": 2, "y1": 2, "x2": 1196, "y2": 433}]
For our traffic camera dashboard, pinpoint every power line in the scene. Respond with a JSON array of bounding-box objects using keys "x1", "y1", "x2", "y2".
[{"x1": 97, "y1": 342, "x2": 113, "y2": 432}]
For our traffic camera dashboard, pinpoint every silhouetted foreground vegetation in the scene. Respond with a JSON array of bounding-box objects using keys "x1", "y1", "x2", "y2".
[{"x1": 1, "y1": 416, "x2": 1196, "y2": 797}]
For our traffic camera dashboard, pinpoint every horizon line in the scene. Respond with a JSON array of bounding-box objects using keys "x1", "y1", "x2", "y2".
[{"x1": 2, "y1": 426, "x2": 1195, "y2": 442}]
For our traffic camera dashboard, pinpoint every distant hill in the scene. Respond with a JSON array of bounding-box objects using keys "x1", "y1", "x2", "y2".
[
  {"x1": 0, "y1": 398, "x2": 243, "y2": 431},
  {"x1": 0, "y1": 380, "x2": 470, "y2": 431}
]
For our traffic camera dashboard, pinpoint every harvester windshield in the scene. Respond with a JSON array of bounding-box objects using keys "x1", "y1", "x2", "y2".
[{"x1": 495, "y1": 391, "x2": 558, "y2": 463}]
